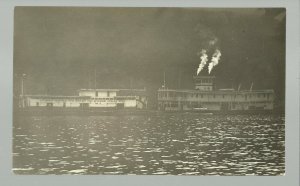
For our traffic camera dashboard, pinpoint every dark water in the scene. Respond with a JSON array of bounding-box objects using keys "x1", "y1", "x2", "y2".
[{"x1": 13, "y1": 113, "x2": 285, "y2": 175}]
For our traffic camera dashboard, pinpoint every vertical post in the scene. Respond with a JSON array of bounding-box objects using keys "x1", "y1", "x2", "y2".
[
  {"x1": 178, "y1": 70, "x2": 181, "y2": 89},
  {"x1": 163, "y1": 71, "x2": 166, "y2": 89},
  {"x1": 20, "y1": 74, "x2": 26, "y2": 108},
  {"x1": 88, "y1": 73, "x2": 91, "y2": 89},
  {"x1": 146, "y1": 100, "x2": 148, "y2": 109},
  {"x1": 21, "y1": 74, "x2": 24, "y2": 96},
  {"x1": 94, "y1": 69, "x2": 96, "y2": 89},
  {"x1": 250, "y1": 82, "x2": 253, "y2": 92},
  {"x1": 262, "y1": 38, "x2": 265, "y2": 54}
]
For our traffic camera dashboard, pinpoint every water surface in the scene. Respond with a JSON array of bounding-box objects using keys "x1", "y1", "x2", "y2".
[{"x1": 13, "y1": 113, "x2": 285, "y2": 175}]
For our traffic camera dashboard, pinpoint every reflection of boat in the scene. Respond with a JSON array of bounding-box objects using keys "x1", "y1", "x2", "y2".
[
  {"x1": 202, "y1": 112, "x2": 213, "y2": 115},
  {"x1": 192, "y1": 107, "x2": 208, "y2": 111},
  {"x1": 192, "y1": 107, "x2": 213, "y2": 114},
  {"x1": 182, "y1": 111, "x2": 213, "y2": 116}
]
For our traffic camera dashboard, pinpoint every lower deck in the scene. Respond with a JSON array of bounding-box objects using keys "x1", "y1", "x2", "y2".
[{"x1": 158, "y1": 100, "x2": 273, "y2": 111}]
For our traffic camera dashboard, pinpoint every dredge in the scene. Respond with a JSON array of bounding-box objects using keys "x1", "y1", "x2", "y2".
[{"x1": 157, "y1": 75, "x2": 274, "y2": 112}]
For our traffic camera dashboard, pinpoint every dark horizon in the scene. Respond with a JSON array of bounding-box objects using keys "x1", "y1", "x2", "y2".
[{"x1": 13, "y1": 7, "x2": 286, "y2": 106}]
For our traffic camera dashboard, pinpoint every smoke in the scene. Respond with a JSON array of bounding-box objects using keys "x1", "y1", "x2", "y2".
[
  {"x1": 208, "y1": 49, "x2": 222, "y2": 74},
  {"x1": 196, "y1": 49, "x2": 208, "y2": 75},
  {"x1": 208, "y1": 38, "x2": 218, "y2": 47},
  {"x1": 194, "y1": 28, "x2": 221, "y2": 75}
]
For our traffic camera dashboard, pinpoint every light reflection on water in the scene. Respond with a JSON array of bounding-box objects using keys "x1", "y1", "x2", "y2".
[{"x1": 13, "y1": 113, "x2": 285, "y2": 175}]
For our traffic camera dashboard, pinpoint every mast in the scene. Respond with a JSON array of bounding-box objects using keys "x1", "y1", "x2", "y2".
[
  {"x1": 250, "y1": 82, "x2": 253, "y2": 92},
  {"x1": 21, "y1": 74, "x2": 24, "y2": 96},
  {"x1": 94, "y1": 69, "x2": 97, "y2": 89},
  {"x1": 20, "y1": 73, "x2": 26, "y2": 108},
  {"x1": 237, "y1": 83, "x2": 241, "y2": 92},
  {"x1": 178, "y1": 70, "x2": 181, "y2": 89},
  {"x1": 163, "y1": 71, "x2": 166, "y2": 89},
  {"x1": 88, "y1": 73, "x2": 91, "y2": 89}
]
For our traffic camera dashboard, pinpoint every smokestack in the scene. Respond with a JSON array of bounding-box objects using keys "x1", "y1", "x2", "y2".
[
  {"x1": 208, "y1": 49, "x2": 222, "y2": 74},
  {"x1": 94, "y1": 69, "x2": 97, "y2": 89},
  {"x1": 162, "y1": 71, "x2": 166, "y2": 89},
  {"x1": 88, "y1": 73, "x2": 91, "y2": 89},
  {"x1": 196, "y1": 49, "x2": 208, "y2": 75},
  {"x1": 250, "y1": 82, "x2": 253, "y2": 91},
  {"x1": 237, "y1": 83, "x2": 241, "y2": 92},
  {"x1": 178, "y1": 70, "x2": 181, "y2": 89}
]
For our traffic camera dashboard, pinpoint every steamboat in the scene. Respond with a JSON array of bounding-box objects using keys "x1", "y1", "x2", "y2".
[{"x1": 157, "y1": 75, "x2": 274, "y2": 113}]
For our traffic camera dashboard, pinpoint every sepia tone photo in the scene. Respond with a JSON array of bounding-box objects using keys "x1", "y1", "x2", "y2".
[{"x1": 13, "y1": 7, "x2": 285, "y2": 175}]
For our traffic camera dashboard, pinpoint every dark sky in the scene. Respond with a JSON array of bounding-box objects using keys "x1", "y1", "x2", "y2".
[{"x1": 14, "y1": 7, "x2": 285, "y2": 104}]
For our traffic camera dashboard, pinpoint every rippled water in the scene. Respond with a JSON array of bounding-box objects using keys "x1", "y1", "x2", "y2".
[{"x1": 13, "y1": 113, "x2": 285, "y2": 175}]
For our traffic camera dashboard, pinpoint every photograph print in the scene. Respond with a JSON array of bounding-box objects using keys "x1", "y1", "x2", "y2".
[{"x1": 13, "y1": 7, "x2": 285, "y2": 175}]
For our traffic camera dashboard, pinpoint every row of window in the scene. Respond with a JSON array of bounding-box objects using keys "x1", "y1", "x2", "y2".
[
  {"x1": 197, "y1": 86, "x2": 212, "y2": 90},
  {"x1": 35, "y1": 102, "x2": 119, "y2": 107},
  {"x1": 32, "y1": 97, "x2": 138, "y2": 102},
  {"x1": 95, "y1": 91, "x2": 115, "y2": 97},
  {"x1": 196, "y1": 79, "x2": 213, "y2": 83},
  {"x1": 159, "y1": 93, "x2": 271, "y2": 99},
  {"x1": 158, "y1": 101, "x2": 272, "y2": 105}
]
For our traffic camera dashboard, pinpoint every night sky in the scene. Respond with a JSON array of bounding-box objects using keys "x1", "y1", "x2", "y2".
[{"x1": 13, "y1": 7, "x2": 285, "y2": 106}]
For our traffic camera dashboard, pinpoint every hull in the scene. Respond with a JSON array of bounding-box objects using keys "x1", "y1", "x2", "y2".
[
  {"x1": 157, "y1": 108, "x2": 283, "y2": 115},
  {"x1": 15, "y1": 107, "x2": 155, "y2": 116}
]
